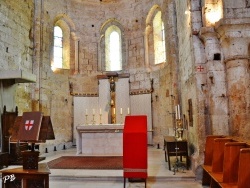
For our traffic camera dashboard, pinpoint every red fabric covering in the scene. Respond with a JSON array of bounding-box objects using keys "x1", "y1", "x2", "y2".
[{"x1": 123, "y1": 115, "x2": 147, "y2": 178}]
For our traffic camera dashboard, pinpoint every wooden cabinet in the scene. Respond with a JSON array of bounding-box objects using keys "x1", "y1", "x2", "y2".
[{"x1": 1, "y1": 163, "x2": 50, "y2": 188}]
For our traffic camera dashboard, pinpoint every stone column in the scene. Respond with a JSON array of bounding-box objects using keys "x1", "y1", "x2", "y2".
[
  {"x1": 32, "y1": 0, "x2": 43, "y2": 111},
  {"x1": 216, "y1": 19, "x2": 250, "y2": 139},
  {"x1": 73, "y1": 36, "x2": 79, "y2": 74},
  {"x1": 199, "y1": 27, "x2": 229, "y2": 135}
]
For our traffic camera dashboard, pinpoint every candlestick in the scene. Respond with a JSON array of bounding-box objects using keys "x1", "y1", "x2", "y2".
[
  {"x1": 85, "y1": 114, "x2": 88, "y2": 125},
  {"x1": 120, "y1": 113, "x2": 123, "y2": 124},
  {"x1": 99, "y1": 114, "x2": 102, "y2": 125},
  {"x1": 92, "y1": 114, "x2": 95, "y2": 125}
]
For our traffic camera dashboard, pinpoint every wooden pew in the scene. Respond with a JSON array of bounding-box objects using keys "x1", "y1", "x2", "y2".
[
  {"x1": 209, "y1": 142, "x2": 246, "y2": 188},
  {"x1": 202, "y1": 135, "x2": 225, "y2": 185},
  {"x1": 219, "y1": 148, "x2": 250, "y2": 188}
]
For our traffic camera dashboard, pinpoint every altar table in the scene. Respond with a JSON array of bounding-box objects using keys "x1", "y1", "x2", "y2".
[{"x1": 76, "y1": 124, "x2": 124, "y2": 156}]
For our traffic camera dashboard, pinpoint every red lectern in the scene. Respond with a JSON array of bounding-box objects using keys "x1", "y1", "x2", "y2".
[{"x1": 123, "y1": 115, "x2": 147, "y2": 188}]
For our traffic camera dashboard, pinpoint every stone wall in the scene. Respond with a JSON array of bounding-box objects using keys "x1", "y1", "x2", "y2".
[
  {"x1": 0, "y1": 0, "x2": 34, "y2": 118},
  {"x1": 39, "y1": 0, "x2": 173, "y2": 151}
]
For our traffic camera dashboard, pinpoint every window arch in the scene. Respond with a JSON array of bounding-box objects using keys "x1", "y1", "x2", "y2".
[
  {"x1": 105, "y1": 26, "x2": 122, "y2": 71},
  {"x1": 99, "y1": 19, "x2": 125, "y2": 72},
  {"x1": 51, "y1": 19, "x2": 71, "y2": 71},
  {"x1": 53, "y1": 26, "x2": 63, "y2": 69},
  {"x1": 153, "y1": 11, "x2": 166, "y2": 65},
  {"x1": 145, "y1": 6, "x2": 166, "y2": 69}
]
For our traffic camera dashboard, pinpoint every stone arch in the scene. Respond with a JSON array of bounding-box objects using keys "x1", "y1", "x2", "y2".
[
  {"x1": 99, "y1": 18, "x2": 126, "y2": 71},
  {"x1": 51, "y1": 14, "x2": 77, "y2": 71},
  {"x1": 145, "y1": 5, "x2": 166, "y2": 70}
]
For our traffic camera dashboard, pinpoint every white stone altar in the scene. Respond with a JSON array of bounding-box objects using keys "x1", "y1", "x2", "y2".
[{"x1": 76, "y1": 124, "x2": 124, "y2": 156}]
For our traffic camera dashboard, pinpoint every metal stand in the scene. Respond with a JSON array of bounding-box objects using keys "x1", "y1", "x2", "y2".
[{"x1": 172, "y1": 139, "x2": 186, "y2": 175}]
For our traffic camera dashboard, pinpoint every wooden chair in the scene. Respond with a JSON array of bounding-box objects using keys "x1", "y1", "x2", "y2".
[
  {"x1": 210, "y1": 142, "x2": 246, "y2": 188},
  {"x1": 202, "y1": 137, "x2": 231, "y2": 185},
  {"x1": 219, "y1": 148, "x2": 250, "y2": 188}
]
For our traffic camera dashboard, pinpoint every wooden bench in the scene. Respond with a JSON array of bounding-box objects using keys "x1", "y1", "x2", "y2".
[
  {"x1": 219, "y1": 148, "x2": 250, "y2": 188},
  {"x1": 202, "y1": 137, "x2": 232, "y2": 186},
  {"x1": 209, "y1": 142, "x2": 246, "y2": 188}
]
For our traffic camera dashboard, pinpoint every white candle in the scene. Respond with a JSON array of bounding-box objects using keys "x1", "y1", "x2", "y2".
[
  {"x1": 120, "y1": 108, "x2": 122, "y2": 115},
  {"x1": 93, "y1": 109, "x2": 95, "y2": 114},
  {"x1": 99, "y1": 108, "x2": 102, "y2": 115},
  {"x1": 177, "y1": 105, "x2": 180, "y2": 119},
  {"x1": 114, "y1": 108, "x2": 116, "y2": 115},
  {"x1": 127, "y1": 108, "x2": 130, "y2": 114},
  {"x1": 86, "y1": 109, "x2": 88, "y2": 115}
]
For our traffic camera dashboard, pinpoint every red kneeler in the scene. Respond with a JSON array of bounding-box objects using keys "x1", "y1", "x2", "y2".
[{"x1": 123, "y1": 115, "x2": 148, "y2": 188}]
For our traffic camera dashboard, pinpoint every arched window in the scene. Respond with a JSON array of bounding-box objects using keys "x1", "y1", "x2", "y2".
[
  {"x1": 145, "y1": 6, "x2": 166, "y2": 69},
  {"x1": 153, "y1": 11, "x2": 166, "y2": 65},
  {"x1": 51, "y1": 19, "x2": 71, "y2": 71},
  {"x1": 105, "y1": 25, "x2": 122, "y2": 71},
  {"x1": 99, "y1": 19, "x2": 125, "y2": 72},
  {"x1": 53, "y1": 26, "x2": 63, "y2": 69}
]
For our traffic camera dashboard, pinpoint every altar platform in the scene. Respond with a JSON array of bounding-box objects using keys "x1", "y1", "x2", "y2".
[{"x1": 76, "y1": 124, "x2": 124, "y2": 156}]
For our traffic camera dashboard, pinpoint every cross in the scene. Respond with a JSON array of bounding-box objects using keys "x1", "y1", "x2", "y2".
[
  {"x1": 25, "y1": 120, "x2": 34, "y2": 131},
  {"x1": 196, "y1": 65, "x2": 204, "y2": 72}
]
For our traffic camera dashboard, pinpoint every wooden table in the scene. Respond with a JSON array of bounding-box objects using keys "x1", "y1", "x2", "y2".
[
  {"x1": 1, "y1": 163, "x2": 50, "y2": 188},
  {"x1": 164, "y1": 136, "x2": 188, "y2": 171}
]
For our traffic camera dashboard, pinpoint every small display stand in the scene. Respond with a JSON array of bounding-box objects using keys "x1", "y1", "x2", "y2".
[{"x1": 16, "y1": 112, "x2": 55, "y2": 170}]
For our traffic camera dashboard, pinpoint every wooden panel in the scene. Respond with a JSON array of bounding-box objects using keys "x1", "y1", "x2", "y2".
[
  {"x1": 203, "y1": 135, "x2": 225, "y2": 166},
  {"x1": 211, "y1": 138, "x2": 232, "y2": 172},
  {"x1": 1, "y1": 106, "x2": 18, "y2": 152},
  {"x1": 238, "y1": 148, "x2": 250, "y2": 188},
  {"x1": 223, "y1": 142, "x2": 246, "y2": 183},
  {"x1": 39, "y1": 116, "x2": 55, "y2": 141}
]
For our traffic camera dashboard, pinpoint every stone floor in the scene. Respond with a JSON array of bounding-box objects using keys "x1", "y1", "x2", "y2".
[{"x1": 1, "y1": 146, "x2": 206, "y2": 188}]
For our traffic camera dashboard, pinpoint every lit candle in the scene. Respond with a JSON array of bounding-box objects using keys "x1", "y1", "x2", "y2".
[
  {"x1": 99, "y1": 108, "x2": 102, "y2": 115},
  {"x1": 120, "y1": 108, "x2": 122, "y2": 115},
  {"x1": 86, "y1": 109, "x2": 88, "y2": 115},
  {"x1": 127, "y1": 108, "x2": 130, "y2": 114},
  {"x1": 93, "y1": 109, "x2": 95, "y2": 114}
]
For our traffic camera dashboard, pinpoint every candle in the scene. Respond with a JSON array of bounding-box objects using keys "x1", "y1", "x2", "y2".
[
  {"x1": 120, "y1": 108, "x2": 122, "y2": 115},
  {"x1": 93, "y1": 109, "x2": 95, "y2": 114},
  {"x1": 100, "y1": 108, "x2": 102, "y2": 115},
  {"x1": 114, "y1": 108, "x2": 116, "y2": 115},
  {"x1": 177, "y1": 105, "x2": 180, "y2": 119},
  {"x1": 127, "y1": 108, "x2": 130, "y2": 114},
  {"x1": 86, "y1": 109, "x2": 88, "y2": 115}
]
